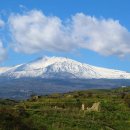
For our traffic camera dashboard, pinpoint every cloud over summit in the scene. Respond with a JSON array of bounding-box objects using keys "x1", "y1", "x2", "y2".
[
  {"x1": 0, "y1": 40, "x2": 6, "y2": 62},
  {"x1": 0, "y1": 19, "x2": 6, "y2": 62},
  {"x1": 9, "y1": 10, "x2": 74, "y2": 54},
  {"x1": 72, "y1": 13, "x2": 130, "y2": 57},
  {"x1": 0, "y1": 19, "x2": 5, "y2": 27},
  {"x1": 8, "y1": 10, "x2": 130, "y2": 57}
]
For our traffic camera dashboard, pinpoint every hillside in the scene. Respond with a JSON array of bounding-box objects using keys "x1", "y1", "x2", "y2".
[
  {"x1": 0, "y1": 56, "x2": 130, "y2": 99},
  {"x1": 0, "y1": 87, "x2": 130, "y2": 130},
  {"x1": 0, "y1": 67, "x2": 11, "y2": 74}
]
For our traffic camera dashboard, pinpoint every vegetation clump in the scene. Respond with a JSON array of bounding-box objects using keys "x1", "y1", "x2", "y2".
[{"x1": 0, "y1": 87, "x2": 130, "y2": 130}]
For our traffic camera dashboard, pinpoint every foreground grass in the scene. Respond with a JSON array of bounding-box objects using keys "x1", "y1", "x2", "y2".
[{"x1": 0, "y1": 87, "x2": 130, "y2": 130}]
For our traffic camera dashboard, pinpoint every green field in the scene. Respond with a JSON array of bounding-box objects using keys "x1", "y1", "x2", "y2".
[{"x1": 0, "y1": 87, "x2": 130, "y2": 130}]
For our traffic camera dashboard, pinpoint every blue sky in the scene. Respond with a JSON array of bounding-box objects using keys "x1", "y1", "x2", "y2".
[{"x1": 0, "y1": 0, "x2": 130, "y2": 72}]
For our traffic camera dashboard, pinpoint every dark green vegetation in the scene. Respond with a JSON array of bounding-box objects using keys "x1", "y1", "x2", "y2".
[{"x1": 0, "y1": 87, "x2": 130, "y2": 130}]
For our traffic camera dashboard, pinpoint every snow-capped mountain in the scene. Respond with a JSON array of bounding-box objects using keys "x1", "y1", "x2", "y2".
[
  {"x1": 1, "y1": 56, "x2": 130, "y2": 79},
  {"x1": 0, "y1": 67, "x2": 11, "y2": 74}
]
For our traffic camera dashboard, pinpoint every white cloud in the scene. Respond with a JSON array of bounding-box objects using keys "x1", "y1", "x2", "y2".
[
  {"x1": 0, "y1": 19, "x2": 5, "y2": 27},
  {"x1": 72, "y1": 13, "x2": 130, "y2": 57},
  {"x1": 9, "y1": 10, "x2": 74, "y2": 54},
  {"x1": 8, "y1": 10, "x2": 130, "y2": 57},
  {"x1": 0, "y1": 19, "x2": 6, "y2": 62},
  {"x1": 0, "y1": 40, "x2": 6, "y2": 62}
]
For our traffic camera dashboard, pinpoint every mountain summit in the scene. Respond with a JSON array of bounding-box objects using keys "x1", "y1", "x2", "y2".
[{"x1": 1, "y1": 56, "x2": 130, "y2": 79}]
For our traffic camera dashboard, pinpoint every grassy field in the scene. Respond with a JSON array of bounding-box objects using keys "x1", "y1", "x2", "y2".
[{"x1": 0, "y1": 87, "x2": 130, "y2": 130}]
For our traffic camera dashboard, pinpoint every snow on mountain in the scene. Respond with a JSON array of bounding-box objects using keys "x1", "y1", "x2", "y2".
[
  {"x1": 0, "y1": 67, "x2": 11, "y2": 74},
  {"x1": 1, "y1": 56, "x2": 130, "y2": 79}
]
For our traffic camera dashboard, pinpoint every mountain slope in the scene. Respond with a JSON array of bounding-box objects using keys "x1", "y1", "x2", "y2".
[
  {"x1": 1, "y1": 56, "x2": 130, "y2": 79},
  {"x1": 0, "y1": 67, "x2": 11, "y2": 74}
]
